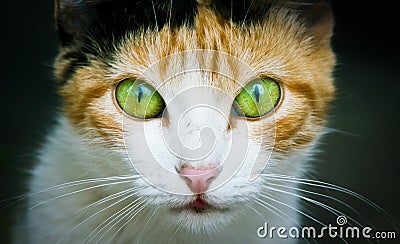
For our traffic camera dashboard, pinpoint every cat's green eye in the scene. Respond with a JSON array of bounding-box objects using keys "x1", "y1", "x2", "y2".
[
  {"x1": 233, "y1": 78, "x2": 281, "y2": 118},
  {"x1": 116, "y1": 79, "x2": 165, "y2": 119}
]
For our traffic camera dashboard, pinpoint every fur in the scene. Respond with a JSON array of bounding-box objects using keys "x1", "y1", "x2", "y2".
[{"x1": 14, "y1": 0, "x2": 335, "y2": 243}]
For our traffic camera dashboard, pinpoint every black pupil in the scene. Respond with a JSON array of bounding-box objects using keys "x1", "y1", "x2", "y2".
[
  {"x1": 137, "y1": 85, "x2": 143, "y2": 103},
  {"x1": 254, "y1": 85, "x2": 260, "y2": 103}
]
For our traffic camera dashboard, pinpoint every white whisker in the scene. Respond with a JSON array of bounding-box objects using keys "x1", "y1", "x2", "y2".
[
  {"x1": 74, "y1": 188, "x2": 139, "y2": 216},
  {"x1": 261, "y1": 173, "x2": 400, "y2": 229},
  {"x1": 250, "y1": 195, "x2": 302, "y2": 228},
  {"x1": 56, "y1": 189, "x2": 139, "y2": 244},
  {"x1": 245, "y1": 202, "x2": 265, "y2": 220},
  {"x1": 168, "y1": 218, "x2": 184, "y2": 244},
  {"x1": 85, "y1": 196, "x2": 144, "y2": 243},
  {"x1": 324, "y1": 127, "x2": 364, "y2": 138},
  {"x1": 3, "y1": 175, "x2": 139, "y2": 207},
  {"x1": 167, "y1": 0, "x2": 173, "y2": 47},
  {"x1": 262, "y1": 184, "x2": 366, "y2": 230},
  {"x1": 229, "y1": 0, "x2": 233, "y2": 55},
  {"x1": 30, "y1": 180, "x2": 135, "y2": 209},
  {"x1": 137, "y1": 205, "x2": 161, "y2": 244},
  {"x1": 239, "y1": 1, "x2": 253, "y2": 31},
  {"x1": 258, "y1": 191, "x2": 325, "y2": 227},
  {"x1": 265, "y1": 181, "x2": 367, "y2": 224},
  {"x1": 106, "y1": 203, "x2": 147, "y2": 243},
  {"x1": 151, "y1": 0, "x2": 161, "y2": 50}
]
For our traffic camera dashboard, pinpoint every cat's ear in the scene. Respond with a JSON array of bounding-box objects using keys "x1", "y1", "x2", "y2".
[
  {"x1": 299, "y1": 0, "x2": 334, "y2": 45},
  {"x1": 55, "y1": 0, "x2": 98, "y2": 46}
]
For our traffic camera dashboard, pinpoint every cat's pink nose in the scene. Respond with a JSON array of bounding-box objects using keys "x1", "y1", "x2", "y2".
[{"x1": 180, "y1": 167, "x2": 219, "y2": 193}]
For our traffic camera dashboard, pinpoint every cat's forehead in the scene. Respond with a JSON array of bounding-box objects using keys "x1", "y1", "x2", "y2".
[
  {"x1": 56, "y1": 0, "x2": 332, "y2": 86},
  {"x1": 109, "y1": 49, "x2": 259, "y2": 96},
  {"x1": 106, "y1": 6, "x2": 312, "y2": 92}
]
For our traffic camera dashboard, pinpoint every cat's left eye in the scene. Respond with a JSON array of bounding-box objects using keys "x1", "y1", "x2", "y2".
[
  {"x1": 233, "y1": 78, "x2": 281, "y2": 118},
  {"x1": 115, "y1": 79, "x2": 165, "y2": 119}
]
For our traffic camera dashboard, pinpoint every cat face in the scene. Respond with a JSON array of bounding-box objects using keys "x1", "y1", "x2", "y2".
[{"x1": 55, "y1": 0, "x2": 335, "y2": 232}]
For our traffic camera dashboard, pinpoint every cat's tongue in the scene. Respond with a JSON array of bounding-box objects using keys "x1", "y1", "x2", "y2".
[{"x1": 191, "y1": 196, "x2": 207, "y2": 209}]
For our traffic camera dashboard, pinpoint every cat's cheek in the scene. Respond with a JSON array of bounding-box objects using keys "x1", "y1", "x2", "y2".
[
  {"x1": 121, "y1": 119, "x2": 190, "y2": 193},
  {"x1": 267, "y1": 87, "x2": 322, "y2": 152}
]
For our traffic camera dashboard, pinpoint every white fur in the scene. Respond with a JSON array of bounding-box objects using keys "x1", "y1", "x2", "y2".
[
  {"x1": 13, "y1": 50, "x2": 321, "y2": 243},
  {"x1": 13, "y1": 113, "x2": 316, "y2": 244}
]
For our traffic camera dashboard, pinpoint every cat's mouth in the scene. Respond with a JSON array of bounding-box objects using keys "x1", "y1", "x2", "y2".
[
  {"x1": 172, "y1": 194, "x2": 229, "y2": 214},
  {"x1": 189, "y1": 195, "x2": 209, "y2": 213}
]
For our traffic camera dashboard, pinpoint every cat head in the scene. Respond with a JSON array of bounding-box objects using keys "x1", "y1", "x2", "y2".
[{"x1": 54, "y1": 0, "x2": 335, "y2": 232}]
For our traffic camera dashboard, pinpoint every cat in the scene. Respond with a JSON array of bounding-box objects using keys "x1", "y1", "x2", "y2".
[{"x1": 13, "y1": 0, "x2": 336, "y2": 243}]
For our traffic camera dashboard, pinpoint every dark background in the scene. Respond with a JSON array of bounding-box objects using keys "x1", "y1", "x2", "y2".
[{"x1": 1, "y1": 1, "x2": 399, "y2": 242}]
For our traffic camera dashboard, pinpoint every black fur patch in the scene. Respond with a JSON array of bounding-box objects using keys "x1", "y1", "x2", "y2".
[
  {"x1": 210, "y1": 0, "x2": 274, "y2": 24},
  {"x1": 210, "y1": 0, "x2": 331, "y2": 26},
  {"x1": 57, "y1": 51, "x2": 89, "y2": 84},
  {"x1": 56, "y1": 0, "x2": 331, "y2": 83},
  {"x1": 56, "y1": 0, "x2": 198, "y2": 83}
]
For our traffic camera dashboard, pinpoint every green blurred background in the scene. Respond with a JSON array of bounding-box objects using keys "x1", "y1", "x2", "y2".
[{"x1": 1, "y1": 1, "x2": 399, "y2": 242}]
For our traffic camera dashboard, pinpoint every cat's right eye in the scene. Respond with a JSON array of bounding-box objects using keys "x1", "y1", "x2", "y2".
[{"x1": 115, "y1": 79, "x2": 165, "y2": 119}]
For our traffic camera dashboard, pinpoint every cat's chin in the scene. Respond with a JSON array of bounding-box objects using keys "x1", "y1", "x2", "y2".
[
  {"x1": 170, "y1": 194, "x2": 230, "y2": 215},
  {"x1": 166, "y1": 197, "x2": 237, "y2": 234}
]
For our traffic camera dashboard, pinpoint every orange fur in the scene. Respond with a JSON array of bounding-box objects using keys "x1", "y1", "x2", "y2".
[{"x1": 56, "y1": 4, "x2": 335, "y2": 152}]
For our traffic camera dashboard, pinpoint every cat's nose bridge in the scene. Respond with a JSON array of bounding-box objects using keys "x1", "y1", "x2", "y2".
[
  {"x1": 161, "y1": 86, "x2": 234, "y2": 163},
  {"x1": 178, "y1": 112, "x2": 226, "y2": 135},
  {"x1": 167, "y1": 105, "x2": 229, "y2": 151},
  {"x1": 163, "y1": 85, "x2": 233, "y2": 127}
]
